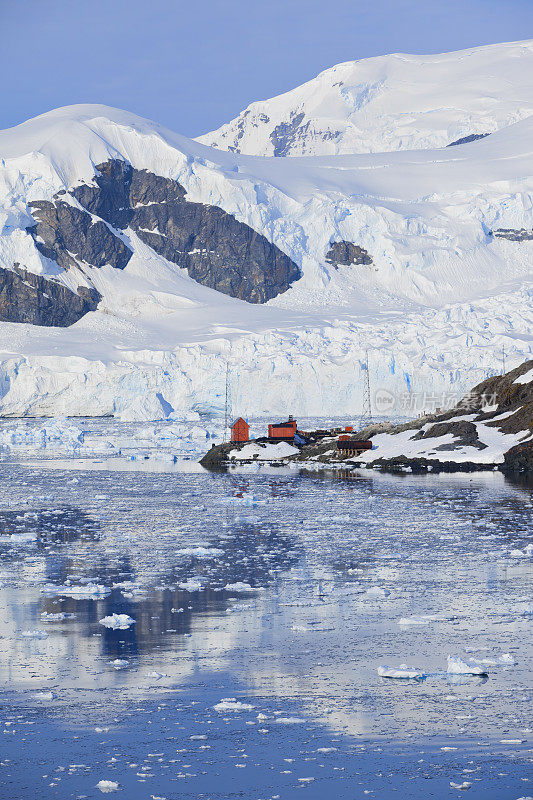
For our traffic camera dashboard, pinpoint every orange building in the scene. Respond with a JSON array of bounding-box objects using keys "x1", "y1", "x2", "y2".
[
  {"x1": 230, "y1": 417, "x2": 250, "y2": 443},
  {"x1": 268, "y1": 418, "x2": 298, "y2": 441}
]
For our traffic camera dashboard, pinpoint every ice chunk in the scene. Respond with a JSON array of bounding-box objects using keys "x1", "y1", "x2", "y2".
[
  {"x1": 99, "y1": 614, "x2": 135, "y2": 630},
  {"x1": 42, "y1": 582, "x2": 110, "y2": 598},
  {"x1": 96, "y1": 780, "x2": 120, "y2": 793},
  {"x1": 176, "y1": 546, "x2": 224, "y2": 558},
  {"x1": 41, "y1": 611, "x2": 76, "y2": 621},
  {"x1": 178, "y1": 579, "x2": 204, "y2": 592},
  {"x1": 450, "y1": 781, "x2": 471, "y2": 790},
  {"x1": 447, "y1": 656, "x2": 488, "y2": 675},
  {"x1": 109, "y1": 659, "x2": 130, "y2": 669},
  {"x1": 213, "y1": 698, "x2": 255, "y2": 712},
  {"x1": 366, "y1": 586, "x2": 390, "y2": 598},
  {"x1": 32, "y1": 691, "x2": 55, "y2": 700},
  {"x1": 378, "y1": 664, "x2": 425, "y2": 679},
  {"x1": 224, "y1": 582, "x2": 257, "y2": 592},
  {"x1": 510, "y1": 543, "x2": 533, "y2": 557},
  {"x1": 21, "y1": 630, "x2": 48, "y2": 639},
  {"x1": 4, "y1": 532, "x2": 38, "y2": 544}
]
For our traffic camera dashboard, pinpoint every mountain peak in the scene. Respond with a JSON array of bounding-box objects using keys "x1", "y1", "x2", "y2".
[{"x1": 197, "y1": 40, "x2": 533, "y2": 157}]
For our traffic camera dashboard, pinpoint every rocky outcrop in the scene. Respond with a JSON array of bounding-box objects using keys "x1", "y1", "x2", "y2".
[
  {"x1": 71, "y1": 160, "x2": 300, "y2": 304},
  {"x1": 325, "y1": 241, "x2": 373, "y2": 268},
  {"x1": 352, "y1": 360, "x2": 533, "y2": 472},
  {"x1": 0, "y1": 264, "x2": 101, "y2": 327},
  {"x1": 447, "y1": 133, "x2": 490, "y2": 147},
  {"x1": 412, "y1": 420, "x2": 487, "y2": 451},
  {"x1": 503, "y1": 439, "x2": 533, "y2": 473},
  {"x1": 28, "y1": 199, "x2": 132, "y2": 272},
  {"x1": 491, "y1": 228, "x2": 533, "y2": 242}
]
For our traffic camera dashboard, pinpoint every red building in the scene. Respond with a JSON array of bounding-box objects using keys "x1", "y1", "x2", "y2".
[
  {"x1": 268, "y1": 417, "x2": 298, "y2": 441},
  {"x1": 230, "y1": 417, "x2": 250, "y2": 443}
]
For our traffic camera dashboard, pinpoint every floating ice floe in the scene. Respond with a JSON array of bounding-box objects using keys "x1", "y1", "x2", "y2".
[
  {"x1": 32, "y1": 691, "x2": 55, "y2": 700},
  {"x1": 4, "y1": 532, "x2": 38, "y2": 545},
  {"x1": 467, "y1": 653, "x2": 517, "y2": 667},
  {"x1": 447, "y1": 656, "x2": 488, "y2": 676},
  {"x1": 109, "y1": 659, "x2": 129, "y2": 669},
  {"x1": 275, "y1": 717, "x2": 305, "y2": 724},
  {"x1": 178, "y1": 579, "x2": 204, "y2": 592},
  {"x1": 366, "y1": 587, "x2": 391, "y2": 598},
  {"x1": 213, "y1": 698, "x2": 255, "y2": 712},
  {"x1": 224, "y1": 582, "x2": 257, "y2": 592},
  {"x1": 96, "y1": 779, "x2": 120, "y2": 793},
  {"x1": 41, "y1": 611, "x2": 76, "y2": 621},
  {"x1": 42, "y1": 582, "x2": 110, "y2": 599},
  {"x1": 510, "y1": 543, "x2": 533, "y2": 558},
  {"x1": 21, "y1": 630, "x2": 48, "y2": 639},
  {"x1": 176, "y1": 546, "x2": 224, "y2": 558},
  {"x1": 450, "y1": 781, "x2": 471, "y2": 790},
  {"x1": 99, "y1": 613, "x2": 135, "y2": 630},
  {"x1": 378, "y1": 664, "x2": 425, "y2": 679}
]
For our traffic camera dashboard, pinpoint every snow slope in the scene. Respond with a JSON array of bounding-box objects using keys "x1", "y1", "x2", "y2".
[
  {"x1": 0, "y1": 92, "x2": 532, "y2": 419},
  {"x1": 198, "y1": 40, "x2": 533, "y2": 156}
]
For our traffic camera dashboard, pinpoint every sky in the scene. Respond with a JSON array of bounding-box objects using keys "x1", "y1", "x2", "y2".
[{"x1": 2, "y1": 0, "x2": 533, "y2": 137}]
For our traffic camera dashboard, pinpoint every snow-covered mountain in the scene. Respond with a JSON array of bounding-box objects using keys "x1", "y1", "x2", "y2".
[
  {"x1": 198, "y1": 40, "x2": 533, "y2": 156},
  {"x1": 0, "y1": 42, "x2": 532, "y2": 421}
]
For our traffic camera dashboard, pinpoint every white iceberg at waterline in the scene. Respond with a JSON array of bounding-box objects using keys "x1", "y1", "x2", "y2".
[
  {"x1": 99, "y1": 613, "x2": 135, "y2": 630},
  {"x1": 447, "y1": 656, "x2": 488, "y2": 675},
  {"x1": 378, "y1": 664, "x2": 425, "y2": 679}
]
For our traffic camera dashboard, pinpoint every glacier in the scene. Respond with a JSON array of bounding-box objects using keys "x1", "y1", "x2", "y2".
[{"x1": 0, "y1": 43, "x2": 532, "y2": 420}]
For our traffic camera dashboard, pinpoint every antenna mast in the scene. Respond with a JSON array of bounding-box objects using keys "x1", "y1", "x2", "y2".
[
  {"x1": 224, "y1": 362, "x2": 231, "y2": 443},
  {"x1": 359, "y1": 350, "x2": 373, "y2": 430}
]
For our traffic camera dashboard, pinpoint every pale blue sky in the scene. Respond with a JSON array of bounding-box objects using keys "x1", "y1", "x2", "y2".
[{"x1": 2, "y1": 0, "x2": 532, "y2": 136}]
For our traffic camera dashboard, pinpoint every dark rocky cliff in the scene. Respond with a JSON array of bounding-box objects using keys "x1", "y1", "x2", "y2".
[
  {"x1": 0, "y1": 264, "x2": 101, "y2": 327},
  {"x1": 1, "y1": 158, "x2": 301, "y2": 327},
  {"x1": 28, "y1": 199, "x2": 132, "y2": 271},
  {"x1": 325, "y1": 241, "x2": 373, "y2": 267},
  {"x1": 71, "y1": 159, "x2": 300, "y2": 304}
]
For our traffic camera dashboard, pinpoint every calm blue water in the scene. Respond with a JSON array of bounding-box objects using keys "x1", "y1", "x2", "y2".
[{"x1": 0, "y1": 437, "x2": 531, "y2": 799}]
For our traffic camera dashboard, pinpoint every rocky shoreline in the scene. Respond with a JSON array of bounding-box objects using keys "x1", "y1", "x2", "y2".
[{"x1": 201, "y1": 360, "x2": 533, "y2": 475}]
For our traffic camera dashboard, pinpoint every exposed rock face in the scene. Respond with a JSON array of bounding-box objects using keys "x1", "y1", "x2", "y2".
[
  {"x1": 447, "y1": 132, "x2": 490, "y2": 147},
  {"x1": 503, "y1": 439, "x2": 533, "y2": 473},
  {"x1": 491, "y1": 228, "x2": 533, "y2": 242},
  {"x1": 0, "y1": 264, "x2": 101, "y2": 327},
  {"x1": 269, "y1": 113, "x2": 306, "y2": 157},
  {"x1": 72, "y1": 160, "x2": 300, "y2": 304},
  {"x1": 325, "y1": 241, "x2": 373, "y2": 267},
  {"x1": 413, "y1": 420, "x2": 487, "y2": 450},
  {"x1": 28, "y1": 199, "x2": 132, "y2": 271}
]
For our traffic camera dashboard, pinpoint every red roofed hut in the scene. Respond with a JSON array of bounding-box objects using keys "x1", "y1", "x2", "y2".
[
  {"x1": 268, "y1": 417, "x2": 298, "y2": 441},
  {"x1": 231, "y1": 417, "x2": 250, "y2": 443}
]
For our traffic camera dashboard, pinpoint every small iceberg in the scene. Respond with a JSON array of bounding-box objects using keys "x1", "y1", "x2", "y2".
[
  {"x1": 99, "y1": 613, "x2": 135, "y2": 630},
  {"x1": 378, "y1": 664, "x2": 425, "y2": 679},
  {"x1": 21, "y1": 630, "x2": 48, "y2": 639},
  {"x1": 109, "y1": 659, "x2": 129, "y2": 669},
  {"x1": 213, "y1": 698, "x2": 255, "y2": 712},
  {"x1": 447, "y1": 655, "x2": 488, "y2": 676},
  {"x1": 32, "y1": 690, "x2": 55, "y2": 700},
  {"x1": 96, "y1": 779, "x2": 120, "y2": 793}
]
